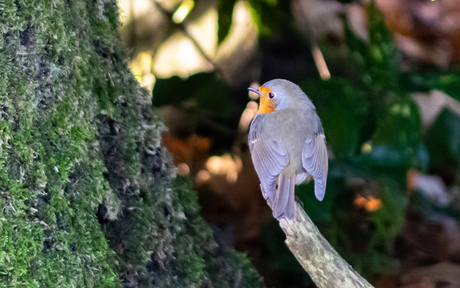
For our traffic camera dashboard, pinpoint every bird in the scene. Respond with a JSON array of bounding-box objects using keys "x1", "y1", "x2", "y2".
[{"x1": 248, "y1": 79, "x2": 328, "y2": 220}]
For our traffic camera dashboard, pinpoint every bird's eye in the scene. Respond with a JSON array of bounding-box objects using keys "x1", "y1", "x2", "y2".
[{"x1": 268, "y1": 92, "x2": 275, "y2": 99}]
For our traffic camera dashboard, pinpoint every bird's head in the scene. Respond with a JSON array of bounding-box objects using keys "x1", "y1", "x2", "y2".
[{"x1": 248, "y1": 79, "x2": 307, "y2": 114}]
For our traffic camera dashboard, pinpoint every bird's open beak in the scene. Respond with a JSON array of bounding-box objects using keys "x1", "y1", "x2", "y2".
[{"x1": 248, "y1": 87, "x2": 260, "y2": 95}]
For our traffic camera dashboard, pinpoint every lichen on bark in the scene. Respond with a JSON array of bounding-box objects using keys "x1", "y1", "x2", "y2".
[{"x1": 0, "y1": 0, "x2": 262, "y2": 287}]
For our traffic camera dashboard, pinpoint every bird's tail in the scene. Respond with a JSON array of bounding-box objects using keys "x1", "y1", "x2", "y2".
[{"x1": 273, "y1": 173, "x2": 296, "y2": 220}]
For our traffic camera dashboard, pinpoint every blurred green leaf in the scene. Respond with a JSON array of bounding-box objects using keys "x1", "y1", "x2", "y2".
[
  {"x1": 301, "y1": 77, "x2": 368, "y2": 158},
  {"x1": 335, "y1": 0, "x2": 359, "y2": 3},
  {"x1": 338, "y1": 1, "x2": 407, "y2": 157},
  {"x1": 217, "y1": 0, "x2": 237, "y2": 44},
  {"x1": 355, "y1": 145, "x2": 410, "y2": 185},
  {"x1": 154, "y1": 73, "x2": 219, "y2": 107},
  {"x1": 371, "y1": 180, "x2": 407, "y2": 244},
  {"x1": 296, "y1": 172, "x2": 343, "y2": 223},
  {"x1": 399, "y1": 72, "x2": 443, "y2": 93},
  {"x1": 434, "y1": 74, "x2": 460, "y2": 101},
  {"x1": 261, "y1": 221, "x2": 314, "y2": 286},
  {"x1": 344, "y1": 1, "x2": 400, "y2": 112},
  {"x1": 152, "y1": 75, "x2": 189, "y2": 107},
  {"x1": 153, "y1": 72, "x2": 239, "y2": 117},
  {"x1": 425, "y1": 109, "x2": 460, "y2": 167},
  {"x1": 400, "y1": 72, "x2": 460, "y2": 101},
  {"x1": 372, "y1": 97, "x2": 421, "y2": 156},
  {"x1": 248, "y1": 0, "x2": 290, "y2": 37},
  {"x1": 152, "y1": 72, "x2": 242, "y2": 151},
  {"x1": 313, "y1": 162, "x2": 406, "y2": 279},
  {"x1": 362, "y1": 145, "x2": 405, "y2": 167}
]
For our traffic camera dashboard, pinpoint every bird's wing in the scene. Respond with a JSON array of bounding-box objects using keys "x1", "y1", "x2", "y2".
[
  {"x1": 302, "y1": 133, "x2": 328, "y2": 201},
  {"x1": 248, "y1": 116, "x2": 289, "y2": 204}
]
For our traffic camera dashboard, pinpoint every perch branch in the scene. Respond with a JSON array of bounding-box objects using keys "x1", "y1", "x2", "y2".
[{"x1": 278, "y1": 202, "x2": 374, "y2": 288}]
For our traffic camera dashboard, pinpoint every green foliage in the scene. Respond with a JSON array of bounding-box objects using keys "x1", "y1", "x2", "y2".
[
  {"x1": 262, "y1": 221, "x2": 314, "y2": 287},
  {"x1": 217, "y1": 0, "x2": 237, "y2": 44},
  {"x1": 292, "y1": 1, "x2": 420, "y2": 280},
  {"x1": 247, "y1": 0, "x2": 291, "y2": 37},
  {"x1": 153, "y1": 72, "x2": 242, "y2": 152},
  {"x1": 332, "y1": 178, "x2": 405, "y2": 278},
  {"x1": 300, "y1": 4, "x2": 420, "y2": 236},
  {"x1": 401, "y1": 72, "x2": 460, "y2": 101},
  {"x1": 153, "y1": 73, "x2": 238, "y2": 118},
  {"x1": 148, "y1": 0, "x2": 460, "y2": 285},
  {"x1": 215, "y1": 0, "x2": 290, "y2": 38},
  {"x1": 292, "y1": 1, "x2": 460, "y2": 281},
  {"x1": 373, "y1": 98, "x2": 420, "y2": 152},
  {"x1": 300, "y1": 78, "x2": 368, "y2": 158},
  {"x1": 371, "y1": 181, "x2": 407, "y2": 244},
  {"x1": 425, "y1": 109, "x2": 460, "y2": 167},
  {"x1": 345, "y1": 1, "x2": 399, "y2": 92},
  {"x1": 399, "y1": 72, "x2": 460, "y2": 171}
]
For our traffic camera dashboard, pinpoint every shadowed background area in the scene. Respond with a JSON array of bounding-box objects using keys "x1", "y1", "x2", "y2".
[{"x1": 118, "y1": 0, "x2": 460, "y2": 286}]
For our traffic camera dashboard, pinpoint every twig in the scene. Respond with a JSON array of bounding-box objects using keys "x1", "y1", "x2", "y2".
[
  {"x1": 153, "y1": 1, "x2": 223, "y2": 76},
  {"x1": 311, "y1": 43, "x2": 331, "y2": 80}
]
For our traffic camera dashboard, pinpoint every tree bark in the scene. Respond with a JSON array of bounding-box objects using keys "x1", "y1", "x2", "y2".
[
  {"x1": 0, "y1": 0, "x2": 261, "y2": 287},
  {"x1": 279, "y1": 203, "x2": 374, "y2": 288}
]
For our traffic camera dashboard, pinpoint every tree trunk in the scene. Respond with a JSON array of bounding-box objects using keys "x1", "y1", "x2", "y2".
[{"x1": 0, "y1": 0, "x2": 261, "y2": 287}]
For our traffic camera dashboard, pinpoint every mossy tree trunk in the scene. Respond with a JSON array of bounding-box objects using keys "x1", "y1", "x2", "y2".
[{"x1": 0, "y1": 0, "x2": 262, "y2": 287}]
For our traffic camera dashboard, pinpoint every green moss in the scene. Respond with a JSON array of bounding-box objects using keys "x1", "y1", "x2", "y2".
[
  {"x1": 0, "y1": 0, "x2": 121, "y2": 286},
  {"x1": 0, "y1": 0, "x2": 262, "y2": 287}
]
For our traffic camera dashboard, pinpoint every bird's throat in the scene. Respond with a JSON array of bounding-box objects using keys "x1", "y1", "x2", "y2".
[
  {"x1": 258, "y1": 87, "x2": 277, "y2": 114},
  {"x1": 258, "y1": 97, "x2": 276, "y2": 114}
]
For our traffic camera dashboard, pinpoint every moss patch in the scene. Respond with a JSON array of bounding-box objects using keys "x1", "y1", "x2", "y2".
[{"x1": 0, "y1": 0, "x2": 262, "y2": 287}]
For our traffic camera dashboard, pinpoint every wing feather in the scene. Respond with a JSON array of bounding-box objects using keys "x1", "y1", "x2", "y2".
[
  {"x1": 302, "y1": 134, "x2": 328, "y2": 201},
  {"x1": 249, "y1": 116, "x2": 289, "y2": 204}
]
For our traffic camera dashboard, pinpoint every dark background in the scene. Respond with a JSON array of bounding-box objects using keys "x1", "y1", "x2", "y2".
[{"x1": 120, "y1": 0, "x2": 460, "y2": 286}]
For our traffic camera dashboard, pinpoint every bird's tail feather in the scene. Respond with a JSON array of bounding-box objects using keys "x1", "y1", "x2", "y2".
[{"x1": 273, "y1": 173, "x2": 296, "y2": 220}]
